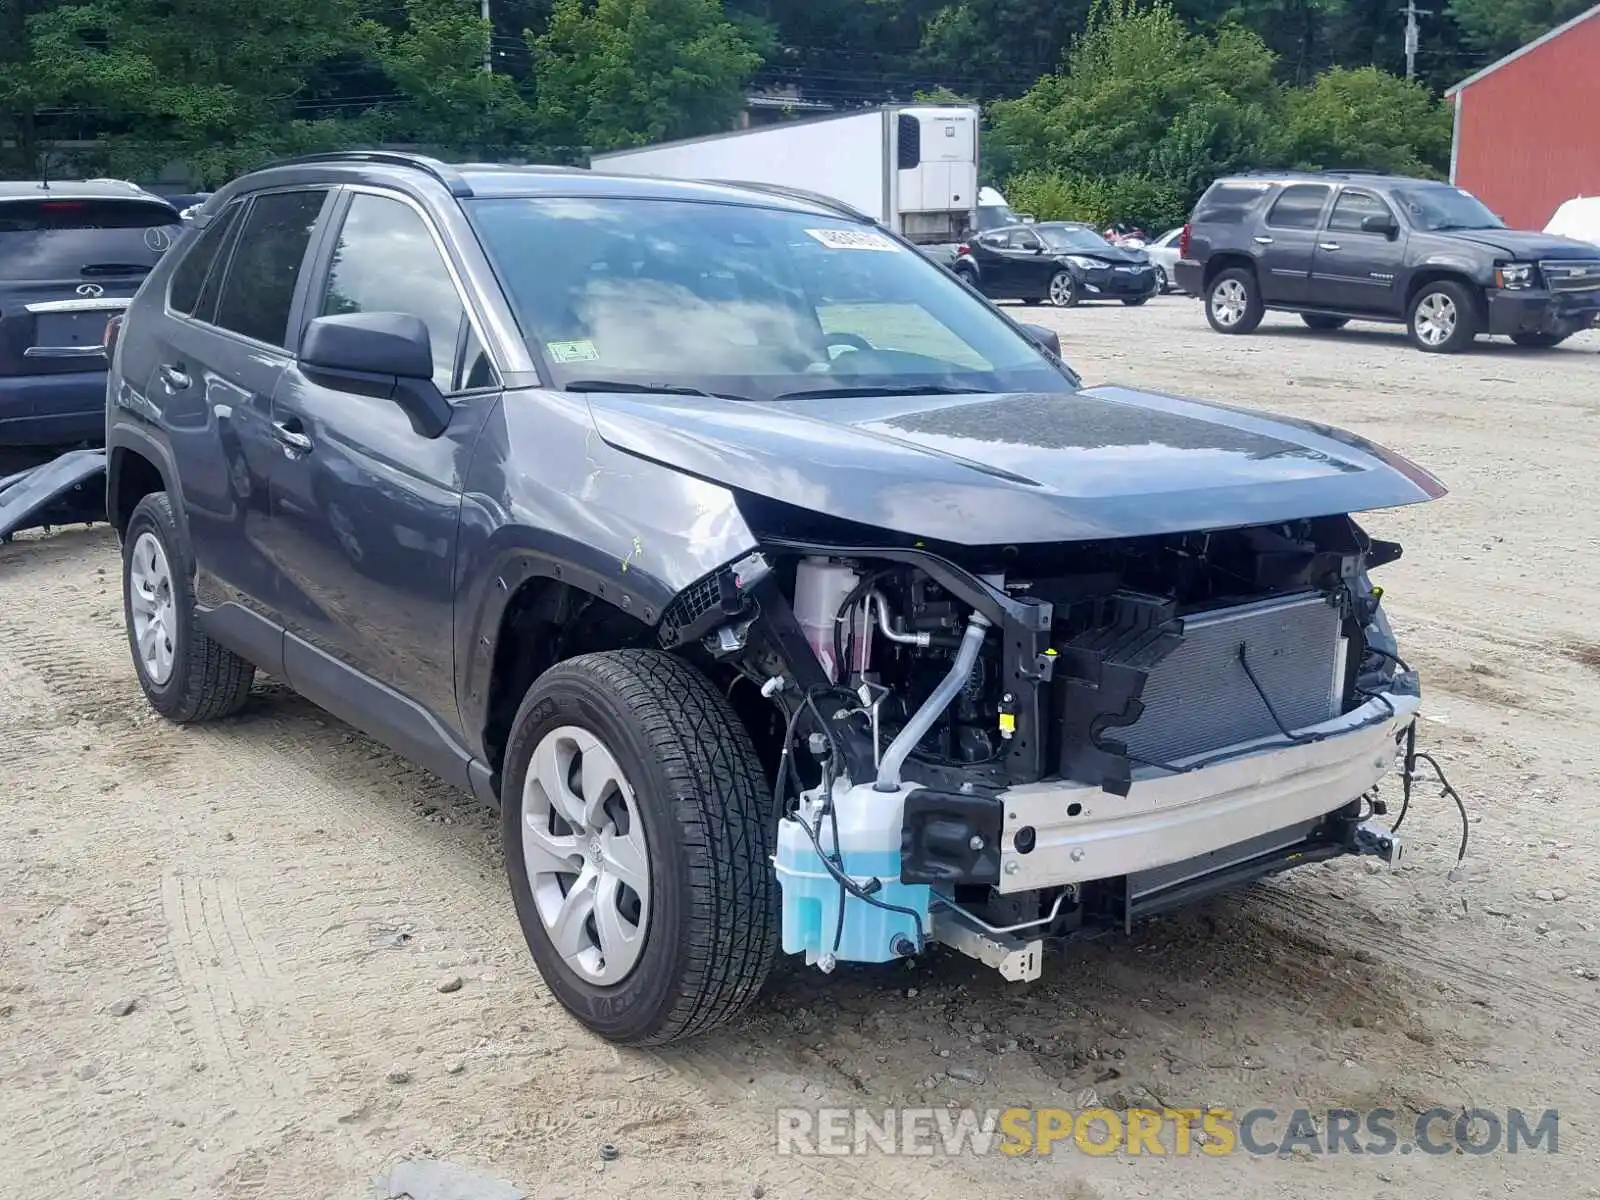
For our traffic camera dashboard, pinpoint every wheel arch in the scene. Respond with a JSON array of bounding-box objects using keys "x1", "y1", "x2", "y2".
[
  {"x1": 1405, "y1": 267, "x2": 1484, "y2": 314},
  {"x1": 1202, "y1": 252, "x2": 1257, "y2": 290},
  {"x1": 107, "y1": 432, "x2": 181, "y2": 541}
]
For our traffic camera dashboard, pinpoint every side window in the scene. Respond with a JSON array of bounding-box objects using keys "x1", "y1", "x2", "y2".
[
  {"x1": 1265, "y1": 184, "x2": 1332, "y2": 230},
  {"x1": 319, "y1": 192, "x2": 477, "y2": 393},
  {"x1": 1192, "y1": 181, "x2": 1272, "y2": 223},
  {"x1": 169, "y1": 201, "x2": 242, "y2": 316},
  {"x1": 1012, "y1": 231, "x2": 1042, "y2": 250},
  {"x1": 977, "y1": 232, "x2": 1006, "y2": 249},
  {"x1": 1327, "y1": 190, "x2": 1392, "y2": 233},
  {"x1": 213, "y1": 190, "x2": 327, "y2": 347}
]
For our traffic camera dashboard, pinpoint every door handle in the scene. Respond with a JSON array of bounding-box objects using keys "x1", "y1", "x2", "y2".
[
  {"x1": 159, "y1": 363, "x2": 190, "y2": 391},
  {"x1": 1319, "y1": 242, "x2": 1341, "y2": 251},
  {"x1": 1253, "y1": 236, "x2": 1274, "y2": 245},
  {"x1": 271, "y1": 420, "x2": 313, "y2": 457}
]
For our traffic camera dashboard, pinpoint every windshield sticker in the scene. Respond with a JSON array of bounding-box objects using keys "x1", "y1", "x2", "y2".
[
  {"x1": 805, "y1": 228, "x2": 901, "y2": 252},
  {"x1": 547, "y1": 339, "x2": 599, "y2": 363}
]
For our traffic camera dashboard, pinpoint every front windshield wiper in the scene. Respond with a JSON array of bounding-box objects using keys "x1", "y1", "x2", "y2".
[
  {"x1": 563, "y1": 379, "x2": 752, "y2": 402},
  {"x1": 770, "y1": 383, "x2": 990, "y2": 401}
]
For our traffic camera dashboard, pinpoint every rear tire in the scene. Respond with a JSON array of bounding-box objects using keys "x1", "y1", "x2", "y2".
[
  {"x1": 502, "y1": 649, "x2": 778, "y2": 1046},
  {"x1": 1301, "y1": 314, "x2": 1349, "y2": 331},
  {"x1": 1205, "y1": 267, "x2": 1263, "y2": 334},
  {"x1": 121, "y1": 492, "x2": 255, "y2": 724},
  {"x1": 1407, "y1": 280, "x2": 1480, "y2": 353}
]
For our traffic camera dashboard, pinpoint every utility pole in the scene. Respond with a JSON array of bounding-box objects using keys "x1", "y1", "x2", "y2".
[
  {"x1": 481, "y1": 0, "x2": 493, "y2": 73},
  {"x1": 1401, "y1": 0, "x2": 1432, "y2": 80}
]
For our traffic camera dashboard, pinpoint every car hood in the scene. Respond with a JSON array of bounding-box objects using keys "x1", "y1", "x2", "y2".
[
  {"x1": 1435, "y1": 228, "x2": 1600, "y2": 259},
  {"x1": 1054, "y1": 245, "x2": 1148, "y2": 266},
  {"x1": 584, "y1": 386, "x2": 1445, "y2": 545}
]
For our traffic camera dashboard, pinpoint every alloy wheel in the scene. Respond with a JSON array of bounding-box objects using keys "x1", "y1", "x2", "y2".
[
  {"x1": 1414, "y1": 292, "x2": 1457, "y2": 347},
  {"x1": 1211, "y1": 278, "x2": 1248, "y2": 326}
]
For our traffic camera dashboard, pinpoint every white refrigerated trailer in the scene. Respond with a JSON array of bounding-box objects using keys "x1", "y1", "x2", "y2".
[{"x1": 589, "y1": 106, "x2": 985, "y2": 249}]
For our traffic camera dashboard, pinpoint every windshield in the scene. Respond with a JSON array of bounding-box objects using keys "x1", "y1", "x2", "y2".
[
  {"x1": 466, "y1": 196, "x2": 1077, "y2": 401},
  {"x1": 1393, "y1": 185, "x2": 1506, "y2": 232},
  {"x1": 0, "y1": 197, "x2": 181, "y2": 281},
  {"x1": 1037, "y1": 226, "x2": 1114, "y2": 253}
]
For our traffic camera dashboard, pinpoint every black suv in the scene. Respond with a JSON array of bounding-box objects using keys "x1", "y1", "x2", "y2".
[
  {"x1": 1, "y1": 180, "x2": 182, "y2": 449},
  {"x1": 106, "y1": 152, "x2": 1441, "y2": 1046},
  {"x1": 1174, "y1": 170, "x2": 1600, "y2": 352}
]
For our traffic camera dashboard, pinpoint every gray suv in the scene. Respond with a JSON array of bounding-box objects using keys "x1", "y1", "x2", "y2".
[
  {"x1": 105, "y1": 152, "x2": 1441, "y2": 1046},
  {"x1": 1174, "y1": 170, "x2": 1600, "y2": 352}
]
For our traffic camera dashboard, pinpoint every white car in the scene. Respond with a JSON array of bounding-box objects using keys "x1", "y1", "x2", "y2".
[
  {"x1": 1545, "y1": 196, "x2": 1600, "y2": 248},
  {"x1": 1146, "y1": 227, "x2": 1185, "y2": 293}
]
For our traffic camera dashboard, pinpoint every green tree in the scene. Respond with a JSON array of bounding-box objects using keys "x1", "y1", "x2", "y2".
[
  {"x1": 370, "y1": 0, "x2": 537, "y2": 153},
  {"x1": 1448, "y1": 0, "x2": 1592, "y2": 60},
  {"x1": 532, "y1": 0, "x2": 762, "y2": 152},
  {"x1": 20, "y1": 0, "x2": 371, "y2": 181},
  {"x1": 987, "y1": 0, "x2": 1282, "y2": 223},
  {"x1": 1273, "y1": 65, "x2": 1451, "y2": 176}
]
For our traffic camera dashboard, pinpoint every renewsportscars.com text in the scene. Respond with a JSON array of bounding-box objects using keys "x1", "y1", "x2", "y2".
[{"x1": 776, "y1": 1106, "x2": 1560, "y2": 1157}]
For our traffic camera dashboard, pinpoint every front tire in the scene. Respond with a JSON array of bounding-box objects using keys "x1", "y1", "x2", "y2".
[
  {"x1": 1205, "y1": 267, "x2": 1263, "y2": 334},
  {"x1": 1407, "y1": 280, "x2": 1480, "y2": 353},
  {"x1": 502, "y1": 649, "x2": 778, "y2": 1046},
  {"x1": 1122, "y1": 295, "x2": 1151, "y2": 307},
  {"x1": 1048, "y1": 270, "x2": 1080, "y2": 308},
  {"x1": 1154, "y1": 265, "x2": 1170, "y2": 293},
  {"x1": 121, "y1": 492, "x2": 255, "y2": 723}
]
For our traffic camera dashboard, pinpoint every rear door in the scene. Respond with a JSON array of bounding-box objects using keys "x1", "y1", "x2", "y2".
[
  {"x1": 139, "y1": 188, "x2": 332, "y2": 649},
  {"x1": 0, "y1": 195, "x2": 181, "y2": 440},
  {"x1": 1255, "y1": 183, "x2": 1332, "y2": 305},
  {"x1": 1309, "y1": 187, "x2": 1406, "y2": 314},
  {"x1": 266, "y1": 187, "x2": 501, "y2": 769}
]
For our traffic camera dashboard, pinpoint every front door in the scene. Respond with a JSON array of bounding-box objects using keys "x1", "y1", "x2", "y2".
[
  {"x1": 1309, "y1": 188, "x2": 1406, "y2": 314},
  {"x1": 1255, "y1": 183, "x2": 1332, "y2": 306},
  {"x1": 265, "y1": 188, "x2": 502, "y2": 775}
]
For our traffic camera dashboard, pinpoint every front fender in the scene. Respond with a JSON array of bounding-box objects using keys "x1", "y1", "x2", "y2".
[{"x1": 452, "y1": 387, "x2": 759, "y2": 759}]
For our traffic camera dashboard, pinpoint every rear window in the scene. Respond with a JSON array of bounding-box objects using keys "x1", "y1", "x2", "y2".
[
  {"x1": 1192, "y1": 181, "x2": 1272, "y2": 224},
  {"x1": 0, "y1": 197, "x2": 181, "y2": 282}
]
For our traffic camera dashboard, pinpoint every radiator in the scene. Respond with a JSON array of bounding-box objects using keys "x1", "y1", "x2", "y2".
[{"x1": 1119, "y1": 592, "x2": 1344, "y2": 766}]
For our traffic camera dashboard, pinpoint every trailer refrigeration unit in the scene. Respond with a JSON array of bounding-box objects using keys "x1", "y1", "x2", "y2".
[{"x1": 588, "y1": 106, "x2": 983, "y2": 249}]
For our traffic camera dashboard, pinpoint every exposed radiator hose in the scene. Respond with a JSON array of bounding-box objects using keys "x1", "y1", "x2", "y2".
[{"x1": 874, "y1": 611, "x2": 991, "y2": 792}]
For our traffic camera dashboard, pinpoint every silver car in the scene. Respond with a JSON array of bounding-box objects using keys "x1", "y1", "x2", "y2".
[{"x1": 1146, "y1": 226, "x2": 1185, "y2": 293}]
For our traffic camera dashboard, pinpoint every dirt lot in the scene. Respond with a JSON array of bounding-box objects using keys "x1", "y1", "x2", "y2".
[{"x1": 3, "y1": 302, "x2": 1599, "y2": 1200}]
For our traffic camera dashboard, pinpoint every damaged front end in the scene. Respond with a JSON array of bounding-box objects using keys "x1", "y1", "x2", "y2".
[{"x1": 659, "y1": 503, "x2": 1428, "y2": 981}]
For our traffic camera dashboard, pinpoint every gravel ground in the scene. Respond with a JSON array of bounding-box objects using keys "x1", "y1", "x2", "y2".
[{"x1": 3, "y1": 298, "x2": 1599, "y2": 1200}]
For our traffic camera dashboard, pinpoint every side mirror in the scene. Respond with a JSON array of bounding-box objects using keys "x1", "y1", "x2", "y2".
[
  {"x1": 300, "y1": 312, "x2": 451, "y2": 438},
  {"x1": 1019, "y1": 322, "x2": 1061, "y2": 357},
  {"x1": 1361, "y1": 213, "x2": 1398, "y2": 238}
]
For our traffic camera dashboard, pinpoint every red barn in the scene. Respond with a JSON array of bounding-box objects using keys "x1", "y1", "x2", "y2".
[{"x1": 1446, "y1": 3, "x2": 1600, "y2": 230}]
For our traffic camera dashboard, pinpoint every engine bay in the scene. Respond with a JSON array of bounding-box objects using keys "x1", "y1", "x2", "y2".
[{"x1": 656, "y1": 510, "x2": 1421, "y2": 980}]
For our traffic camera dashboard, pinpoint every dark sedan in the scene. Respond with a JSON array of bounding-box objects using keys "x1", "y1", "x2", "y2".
[{"x1": 951, "y1": 222, "x2": 1159, "y2": 307}]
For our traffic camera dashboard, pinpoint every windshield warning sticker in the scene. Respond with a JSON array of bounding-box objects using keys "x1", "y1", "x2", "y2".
[
  {"x1": 804, "y1": 228, "x2": 901, "y2": 252},
  {"x1": 546, "y1": 339, "x2": 599, "y2": 363}
]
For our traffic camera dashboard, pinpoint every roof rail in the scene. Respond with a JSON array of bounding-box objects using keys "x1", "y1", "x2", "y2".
[
  {"x1": 710, "y1": 179, "x2": 872, "y2": 221},
  {"x1": 259, "y1": 151, "x2": 474, "y2": 197}
]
